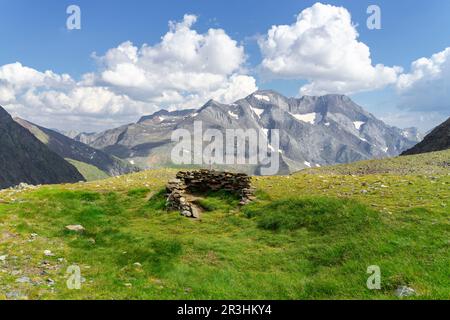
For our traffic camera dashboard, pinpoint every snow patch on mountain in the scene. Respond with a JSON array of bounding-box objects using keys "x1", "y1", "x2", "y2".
[
  {"x1": 353, "y1": 121, "x2": 365, "y2": 130},
  {"x1": 254, "y1": 94, "x2": 271, "y2": 102},
  {"x1": 291, "y1": 112, "x2": 317, "y2": 125},
  {"x1": 250, "y1": 106, "x2": 265, "y2": 118},
  {"x1": 228, "y1": 111, "x2": 239, "y2": 119}
]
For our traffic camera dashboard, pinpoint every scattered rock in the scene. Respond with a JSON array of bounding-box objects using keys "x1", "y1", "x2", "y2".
[
  {"x1": 43, "y1": 250, "x2": 54, "y2": 257},
  {"x1": 16, "y1": 276, "x2": 31, "y2": 284},
  {"x1": 6, "y1": 290, "x2": 27, "y2": 300},
  {"x1": 65, "y1": 225, "x2": 85, "y2": 232},
  {"x1": 0, "y1": 255, "x2": 7, "y2": 262},
  {"x1": 10, "y1": 183, "x2": 36, "y2": 191},
  {"x1": 181, "y1": 210, "x2": 192, "y2": 217},
  {"x1": 395, "y1": 286, "x2": 416, "y2": 297},
  {"x1": 184, "y1": 287, "x2": 192, "y2": 294},
  {"x1": 46, "y1": 278, "x2": 55, "y2": 286}
]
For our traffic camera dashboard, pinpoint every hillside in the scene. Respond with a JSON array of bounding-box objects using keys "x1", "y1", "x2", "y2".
[
  {"x1": 0, "y1": 106, "x2": 84, "y2": 189},
  {"x1": 0, "y1": 150, "x2": 448, "y2": 299},
  {"x1": 402, "y1": 117, "x2": 450, "y2": 156},
  {"x1": 77, "y1": 91, "x2": 420, "y2": 174},
  {"x1": 14, "y1": 118, "x2": 139, "y2": 180},
  {"x1": 302, "y1": 149, "x2": 450, "y2": 176}
]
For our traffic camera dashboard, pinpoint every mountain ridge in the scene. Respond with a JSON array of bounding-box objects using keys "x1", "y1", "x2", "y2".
[
  {"x1": 0, "y1": 106, "x2": 84, "y2": 189},
  {"x1": 401, "y1": 117, "x2": 450, "y2": 156},
  {"x1": 14, "y1": 118, "x2": 139, "y2": 178},
  {"x1": 75, "y1": 90, "x2": 421, "y2": 174}
]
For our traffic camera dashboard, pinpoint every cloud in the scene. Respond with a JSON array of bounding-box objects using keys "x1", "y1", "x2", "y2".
[
  {"x1": 92, "y1": 14, "x2": 255, "y2": 107},
  {"x1": 258, "y1": 2, "x2": 401, "y2": 96},
  {"x1": 0, "y1": 15, "x2": 257, "y2": 131},
  {"x1": 396, "y1": 47, "x2": 450, "y2": 112},
  {"x1": 0, "y1": 62, "x2": 145, "y2": 130},
  {"x1": 379, "y1": 111, "x2": 448, "y2": 133}
]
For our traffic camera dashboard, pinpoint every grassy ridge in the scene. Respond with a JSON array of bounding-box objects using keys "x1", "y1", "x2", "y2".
[
  {"x1": 66, "y1": 159, "x2": 109, "y2": 182},
  {"x1": 0, "y1": 152, "x2": 449, "y2": 300}
]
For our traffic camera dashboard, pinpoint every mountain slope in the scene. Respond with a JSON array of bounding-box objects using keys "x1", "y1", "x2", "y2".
[
  {"x1": 303, "y1": 149, "x2": 450, "y2": 176},
  {"x1": 81, "y1": 90, "x2": 421, "y2": 174},
  {"x1": 14, "y1": 118, "x2": 139, "y2": 179},
  {"x1": 401, "y1": 117, "x2": 450, "y2": 156},
  {"x1": 0, "y1": 106, "x2": 84, "y2": 189}
]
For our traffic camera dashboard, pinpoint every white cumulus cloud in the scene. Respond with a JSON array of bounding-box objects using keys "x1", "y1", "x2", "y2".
[
  {"x1": 0, "y1": 15, "x2": 257, "y2": 131},
  {"x1": 258, "y1": 2, "x2": 401, "y2": 96},
  {"x1": 93, "y1": 14, "x2": 256, "y2": 107},
  {"x1": 396, "y1": 47, "x2": 450, "y2": 113}
]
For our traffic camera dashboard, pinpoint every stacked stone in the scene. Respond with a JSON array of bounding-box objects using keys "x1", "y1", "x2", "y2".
[
  {"x1": 166, "y1": 170, "x2": 255, "y2": 218},
  {"x1": 166, "y1": 179, "x2": 190, "y2": 216}
]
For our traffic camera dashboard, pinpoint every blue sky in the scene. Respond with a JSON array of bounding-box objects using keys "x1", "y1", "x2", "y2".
[{"x1": 0, "y1": 0, "x2": 449, "y2": 131}]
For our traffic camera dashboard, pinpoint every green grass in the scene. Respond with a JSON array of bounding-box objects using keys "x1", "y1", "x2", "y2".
[
  {"x1": 66, "y1": 159, "x2": 109, "y2": 181},
  {"x1": 243, "y1": 197, "x2": 380, "y2": 232},
  {"x1": 0, "y1": 152, "x2": 448, "y2": 300},
  {"x1": 195, "y1": 190, "x2": 241, "y2": 212}
]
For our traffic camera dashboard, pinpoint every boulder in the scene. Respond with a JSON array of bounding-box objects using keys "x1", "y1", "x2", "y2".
[{"x1": 65, "y1": 225, "x2": 85, "y2": 232}]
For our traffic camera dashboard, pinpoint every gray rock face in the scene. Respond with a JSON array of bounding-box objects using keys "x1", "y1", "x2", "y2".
[
  {"x1": 0, "y1": 106, "x2": 85, "y2": 189},
  {"x1": 73, "y1": 132, "x2": 97, "y2": 145},
  {"x1": 79, "y1": 90, "x2": 421, "y2": 174}
]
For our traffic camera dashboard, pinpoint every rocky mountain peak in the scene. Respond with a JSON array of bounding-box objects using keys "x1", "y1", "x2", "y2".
[
  {"x1": 138, "y1": 108, "x2": 196, "y2": 124},
  {"x1": 71, "y1": 89, "x2": 423, "y2": 175}
]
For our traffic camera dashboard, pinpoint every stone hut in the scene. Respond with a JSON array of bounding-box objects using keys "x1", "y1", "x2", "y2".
[{"x1": 166, "y1": 170, "x2": 255, "y2": 218}]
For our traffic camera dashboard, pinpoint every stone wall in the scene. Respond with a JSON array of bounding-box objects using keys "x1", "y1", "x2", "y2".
[{"x1": 166, "y1": 170, "x2": 255, "y2": 218}]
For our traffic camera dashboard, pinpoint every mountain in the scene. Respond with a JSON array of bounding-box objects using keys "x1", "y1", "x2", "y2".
[
  {"x1": 401, "y1": 117, "x2": 450, "y2": 156},
  {"x1": 79, "y1": 90, "x2": 421, "y2": 174},
  {"x1": 73, "y1": 132, "x2": 97, "y2": 145},
  {"x1": 60, "y1": 130, "x2": 80, "y2": 139},
  {"x1": 0, "y1": 106, "x2": 84, "y2": 189},
  {"x1": 14, "y1": 118, "x2": 139, "y2": 179}
]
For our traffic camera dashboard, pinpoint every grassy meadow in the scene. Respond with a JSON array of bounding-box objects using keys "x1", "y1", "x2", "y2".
[{"x1": 0, "y1": 150, "x2": 449, "y2": 300}]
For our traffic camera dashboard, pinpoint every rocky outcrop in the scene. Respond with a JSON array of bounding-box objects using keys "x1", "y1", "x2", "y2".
[{"x1": 166, "y1": 170, "x2": 255, "y2": 218}]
